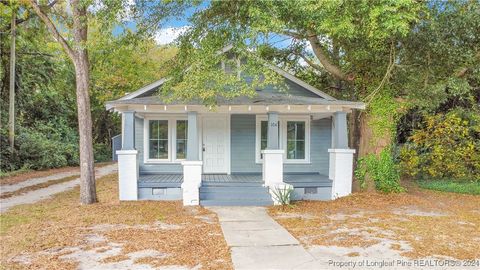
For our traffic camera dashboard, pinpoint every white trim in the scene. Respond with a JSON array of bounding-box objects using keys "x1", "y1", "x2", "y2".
[
  {"x1": 328, "y1": 148, "x2": 356, "y2": 154},
  {"x1": 116, "y1": 149, "x2": 138, "y2": 155},
  {"x1": 119, "y1": 78, "x2": 168, "y2": 101},
  {"x1": 255, "y1": 115, "x2": 311, "y2": 164},
  {"x1": 268, "y1": 65, "x2": 337, "y2": 100},
  {"x1": 181, "y1": 160, "x2": 203, "y2": 166},
  {"x1": 261, "y1": 149, "x2": 284, "y2": 154},
  {"x1": 143, "y1": 115, "x2": 187, "y2": 164}
]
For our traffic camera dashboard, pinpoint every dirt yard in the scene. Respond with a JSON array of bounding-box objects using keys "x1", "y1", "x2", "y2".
[
  {"x1": 0, "y1": 174, "x2": 232, "y2": 270},
  {"x1": 269, "y1": 187, "x2": 480, "y2": 261}
]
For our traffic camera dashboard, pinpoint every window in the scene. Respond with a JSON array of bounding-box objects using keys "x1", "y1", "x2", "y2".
[
  {"x1": 256, "y1": 116, "x2": 310, "y2": 163},
  {"x1": 176, "y1": 120, "x2": 188, "y2": 160},
  {"x1": 261, "y1": 121, "x2": 268, "y2": 151},
  {"x1": 149, "y1": 120, "x2": 168, "y2": 160},
  {"x1": 259, "y1": 120, "x2": 280, "y2": 159},
  {"x1": 144, "y1": 117, "x2": 188, "y2": 163},
  {"x1": 286, "y1": 121, "x2": 305, "y2": 160}
]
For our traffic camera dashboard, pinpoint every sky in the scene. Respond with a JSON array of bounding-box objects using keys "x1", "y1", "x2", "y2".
[{"x1": 154, "y1": 2, "x2": 209, "y2": 45}]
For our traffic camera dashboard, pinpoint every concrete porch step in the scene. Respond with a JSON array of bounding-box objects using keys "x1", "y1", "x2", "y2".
[
  {"x1": 202, "y1": 182, "x2": 264, "y2": 187},
  {"x1": 199, "y1": 183, "x2": 273, "y2": 206},
  {"x1": 200, "y1": 199, "x2": 273, "y2": 206},
  {"x1": 200, "y1": 191, "x2": 272, "y2": 200}
]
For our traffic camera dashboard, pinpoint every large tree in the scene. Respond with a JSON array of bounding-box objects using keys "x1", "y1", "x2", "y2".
[
  {"x1": 164, "y1": 0, "x2": 424, "y2": 189},
  {"x1": 166, "y1": 0, "x2": 479, "y2": 190},
  {"x1": 25, "y1": 0, "x2": 99, "y2": 204},
  {"x1": 22, "y1": 0, "x2": 185, "y2": 203}
]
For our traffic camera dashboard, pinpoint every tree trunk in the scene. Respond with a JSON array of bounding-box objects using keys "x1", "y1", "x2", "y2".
[
  {"x1": 355, "y1": 112, "x2": 393, "y2": 191},
  {"x1": 74, "y1": 56, "x2": 97, "y2": 204},
  {"x1": 8, "y1": 8, "x2": 16, "y2": 151},
  {"x1": 72, "y1": 0, "x2": 96, "y2": 204},
  {"x1": 26, "y1": 0, "x2": 97, "y2": 204}
]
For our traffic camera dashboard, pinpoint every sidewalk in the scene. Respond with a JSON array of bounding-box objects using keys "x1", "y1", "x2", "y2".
[{"x1": 210, "y1": 207, "x2": 322, "y2": 270}]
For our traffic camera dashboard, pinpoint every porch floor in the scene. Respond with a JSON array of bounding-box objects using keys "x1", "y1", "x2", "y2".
[{"x1": 138, "y1": 173, "x2": 332, "y2": 188}]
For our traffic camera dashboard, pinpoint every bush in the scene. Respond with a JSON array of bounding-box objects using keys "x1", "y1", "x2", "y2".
[
  {"x1": 0, "y1": 121, "x2": 79, "y2": 172},
  {"x1": 355, "y1": 147, "x2": 405, "y2": 193},
  {"x1": 400, "y1": 110, "x2": 480, "y2": 181},
  {"x1": 93, "y1": 143, "x2": 111, "y2": 162}
]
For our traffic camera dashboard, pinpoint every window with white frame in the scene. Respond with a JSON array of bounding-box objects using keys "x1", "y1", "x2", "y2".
[
  {"x1": 145, "y1": 117, "x2": 188, "y2": 163},
  {"x1": 175, "y1": 120, "x2": 188, "y2": 160},
  {"x1": 149, "y1": 120, "x2": 169, "y2": 160},
  {"x1": 256, "y1": 116, "x2": 310, "y2": 163}
]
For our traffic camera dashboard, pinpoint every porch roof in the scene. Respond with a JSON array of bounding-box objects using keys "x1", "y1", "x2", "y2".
[{"x1": 106, "y1": 92, "x2": 365, "y2": 109}]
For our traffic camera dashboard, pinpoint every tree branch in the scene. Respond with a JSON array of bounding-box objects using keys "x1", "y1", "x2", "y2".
[
  {"x1": 456, "y1": 51, "x2": 480, "y2": 78},
  {"x1": 281, "y1": 30, "x2": 304, "y2": 39},
  {"x1": 296, "y1": 53, "x2": 323, "y2": 72},
  {"x1": 306, "y1": 30, "x2": 352, "y2": 81},
  {"x1": 26, "y1": 0, "x2": 75, "y2": 60}
]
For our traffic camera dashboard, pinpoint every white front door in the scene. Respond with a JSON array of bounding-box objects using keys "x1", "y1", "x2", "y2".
[{"x1": 202, "y1": 116, "x2": 228, "y2": 173}]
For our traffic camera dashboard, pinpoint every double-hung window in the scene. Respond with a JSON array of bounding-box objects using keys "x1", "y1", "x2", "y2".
[
  {"x1": 175, "y1": 120, "x2": 188, "y2": 160},
  {"x1": 149, "y1": 120, "x2": 169, "y2": 160},
  {"x1": 256, "y1": 116, "x2": 310, "y2": 163},
  {"x1": 286, "y1": 121, "x2": 306, "y2": 160},
  {"x1": 145, "y1": 117, "x2": 188, "y2": 163}
]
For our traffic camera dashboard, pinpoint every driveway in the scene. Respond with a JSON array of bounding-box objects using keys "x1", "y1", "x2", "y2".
[{"x1": 0, "y1": 164, "x2": 117, "y2": 213}]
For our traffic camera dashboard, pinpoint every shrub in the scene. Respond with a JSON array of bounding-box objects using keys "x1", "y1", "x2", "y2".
[
  {"x1": 0, "y1": 121, "x2": 79, "y2": 172},
  {"x1": 400, "y1": 110, "x2": 480, "y2": 181},
  {"x1": 355, "y1": 147, "x2": 404, "y2": 193},
  {"x1": 93, "y1": 143, "x2": 111, "y2": 162}
]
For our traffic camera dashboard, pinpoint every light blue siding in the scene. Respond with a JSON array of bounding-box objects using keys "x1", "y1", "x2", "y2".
[
  {"x1": 135, "y1": 114, "x2": 331, "y2": 175},
  {"x1": 135, "y1": 117, "x2": 183, "y2": 174},
  {"x1": 257, "y1": 78, "x2": 320, "y2": 98},
  {"x1": 230, "y1": 114, "x2": 331, "y2": 175}
]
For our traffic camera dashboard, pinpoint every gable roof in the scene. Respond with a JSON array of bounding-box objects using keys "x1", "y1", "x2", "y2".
[{"x1": 113, "y1": 52, "x2": 337, "y2": 102}]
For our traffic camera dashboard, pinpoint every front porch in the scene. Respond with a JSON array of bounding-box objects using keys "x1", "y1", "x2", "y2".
[
  {"x1": 137, "y1": 172, "x2": 333, "y2": 205},
  {"x1": 116, "y1": 107, "x2": 357, "y2": 205},
  {"x1": 138, "y1": 173, "x2": 332, "y2": 188}
]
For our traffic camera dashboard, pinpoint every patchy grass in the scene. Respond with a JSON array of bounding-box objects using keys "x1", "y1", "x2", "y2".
[
  {"x1": 0, "y1": 175, "x2": 79, "y2": 199},
  {"x1": 417, "y1": 179, "x2": 480, "y2": 195},
  {"x1": 0, "y1": 174, "x2": 232, "y2": 269},
  {"x1": 269, "y1": 187, "x2": 480, "y2": 260},
  {"x1": 0, "y1": 162, "x2": 114, "y2": 186}
]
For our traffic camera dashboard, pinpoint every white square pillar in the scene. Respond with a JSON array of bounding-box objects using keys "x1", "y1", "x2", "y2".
[
  {"x1": 116, "y1": 150, "x2": 139, "y2": 200},
  {"x1": 181, "y1": 161, "x2": 203, "y2": 206},
  {"x1": 328, "y1": 148, "x2": 355, "y2": 199},
  {"x1": 262, "y1": 149, "x2": 284, "y2": 186}
]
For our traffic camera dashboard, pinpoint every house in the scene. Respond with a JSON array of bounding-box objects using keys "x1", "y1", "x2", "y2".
[{"x1": 106, "y1": 56, "x2": 364, "y2": 206}]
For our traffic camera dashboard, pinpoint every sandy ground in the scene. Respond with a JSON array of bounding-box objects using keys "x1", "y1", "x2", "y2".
[
  {"x1": 0, "y1": 164, "x2": 117, "y2": 213},
  {"x1": 10, "y1": 222, "x2": 200, "y2": 270},
  {"x1": 270, "y1": 193, "x2": 480, "y2": 270}
]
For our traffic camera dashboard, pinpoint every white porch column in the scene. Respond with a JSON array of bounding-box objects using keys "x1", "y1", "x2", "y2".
[
  {"x1": 117, "y1": 111, "x2": 138, "y2": 201},
  {"x1": 262, "y1": 112, "x2": 292, "y2": 205},
  {"x1": 329, "y1": 111, "x2": 355, "y2": 199},
  {"x1": 181, "y1": 112, "x2": 202, "y2": 206}
]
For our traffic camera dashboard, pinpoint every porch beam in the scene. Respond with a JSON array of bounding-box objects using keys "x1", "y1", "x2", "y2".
[
  {"x1": 267, "y1": 112, "x2": 279, "y2": 149},
  {"x1": 122, "y1": 111, "x2": 135, "y2": 150},
  {"x1": 332, "y1": 111, "x2": 348, "y2": 149},
  {"x1": 187, "y1": 111, "x2": 199, "y2": 161}
]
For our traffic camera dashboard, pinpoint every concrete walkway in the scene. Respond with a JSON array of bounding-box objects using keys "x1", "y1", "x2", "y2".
[
  {"x1": 210, "y1": 207, "x2": 323, "y2": 270},
  {"x1": 0, "y1": 164, "x2": 117, "y2": 213}
]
